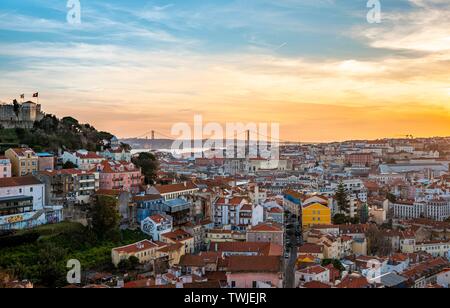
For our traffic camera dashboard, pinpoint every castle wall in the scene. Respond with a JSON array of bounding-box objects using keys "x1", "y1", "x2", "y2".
[{"x1": 0, "y1": 102, "x2": 45, "y2": 128}]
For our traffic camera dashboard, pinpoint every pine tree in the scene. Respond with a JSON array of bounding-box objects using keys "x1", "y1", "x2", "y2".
[
  {"x1": 335, "y1": 181, "x2": 350, "y2": 215},
  {"x1": 359, "y1": 203, "x2": 369, "y2": 223}
]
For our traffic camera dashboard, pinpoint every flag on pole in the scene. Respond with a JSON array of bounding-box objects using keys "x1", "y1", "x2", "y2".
[
  {"x1": 20, "y1": 94, "x2": 25, "y2": 99},
  {"x1": 33, "y1": 92, "x2": 39, "y2": 98}
]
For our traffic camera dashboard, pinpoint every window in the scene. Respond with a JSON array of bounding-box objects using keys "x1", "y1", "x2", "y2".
[
  {"x1": 231, "y1": 281, "x2": 236, "y2": 288},
  {"x1": 30, "y1": 187, "x2": 33, "y2": 192},
  {"x1": 252, "y1": 281, "x2": 257, "y2": 288}
]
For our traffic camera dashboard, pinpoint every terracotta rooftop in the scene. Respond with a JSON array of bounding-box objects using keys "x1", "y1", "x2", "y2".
[
  {"x1": 337, "y1": 275, "x2": 371, "y2": 289},
  {"x1": 9, "y1": 148, "x2": 36, "y2": 157},
  {"x1": 298, "y1": 243, "x2": 324, "y2": 254},
  {"x1": 132, "y1": 194, "x2": 163, "y2": 202},
  {"x1": 112, "y1": 240, "x2": 159, "y2": 254},
  {"x1": 161, "y1": 229, "x2": 193, "y2": 242},
  {"x1": 297, "y1": 265, "x2": 328, "y2": 275},
  {"x1": 0, "y1": 176, "x2": 42, "y2": 188},
  {"x1": 210, "y1": 242, "x2": 282, "y2": 256},
  {"x1": 249, "y1": 222, "x2": 283, "y2": 232},
  {"x1": 227, "y1": 256, "x2": 281, "y2": 273},
  {"x1": 302, "y1": 281, "x2": 331, "y2": 289},
  {"x1": 155, "y1": 182, "x2": 198, "y2": 194}
]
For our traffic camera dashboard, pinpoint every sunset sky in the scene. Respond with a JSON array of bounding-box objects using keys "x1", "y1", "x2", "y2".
[{"x1": 0, "y1": 0, "x2": 449, "y2": 142}]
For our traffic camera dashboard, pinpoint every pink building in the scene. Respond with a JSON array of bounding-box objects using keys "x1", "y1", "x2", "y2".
[
  {"x1": 246, "y1": 222, "x2": 284, "y2": 246},
  {"x1": 0, "y1": 156, "x2": 12, "y2": 178},
  {"x1": 95, "y1": 161, "x2": 143, "y2": 193},
  {"x1": 37, "y1": 153, "x2": 55, "y2": 171},
  {"x1": 226, "y1": 256, "x2": 282, "y2": 288}
]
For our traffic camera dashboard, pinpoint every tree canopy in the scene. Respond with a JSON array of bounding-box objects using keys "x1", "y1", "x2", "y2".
[
  {"x1": 0, "y1": 113, "x2": 119, "y2": 153},
  {"x1": 334, "y1": 181, "x2": 350, "y2": 215},
  {"x1": 132, "y1": 152, "x2": 159, "y2": 185},
  {"x1": 89, "y1": 195, "x2": 120, "y2": 241}
]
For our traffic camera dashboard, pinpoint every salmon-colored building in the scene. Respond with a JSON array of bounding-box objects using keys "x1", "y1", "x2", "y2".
[
  {"x1": 95, "y1": 160, "x2": 143, "y2": 193},
  {"x1": 226, "y1": 256, "x2": 282, "y2": 288}
]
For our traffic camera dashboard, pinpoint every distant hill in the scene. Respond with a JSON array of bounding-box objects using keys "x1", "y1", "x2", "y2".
[
  {"x1": 120, "y1": 138, "x2": 175, "y2": 150},
  {"x1": 0, "y1": 114, "x2": 115, "y2": 153}
]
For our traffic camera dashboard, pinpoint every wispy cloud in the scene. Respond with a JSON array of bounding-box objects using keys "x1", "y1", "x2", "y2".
[{"x1": 0, "y1": 0, "x2": 449, "y2": 141}]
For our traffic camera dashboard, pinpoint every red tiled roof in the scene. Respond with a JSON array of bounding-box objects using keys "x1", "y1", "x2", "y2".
[
  {"x1": 157, "y1": 243, "x2": 183, "y2": 253},
  {"x1": 96, "y1": 160, "x2": 139, "y2": 174},
  {"x1": 297, "y1": 265, "x2": 328, "y2": 275},
  {"x1": 161, "y1": 229, "x2": 193, "y2": 242},
  {"x1": 183, "y1": 281, "x2": 222, "y2": 288},
  {"x1": 227, "y1": 256, "x2": 281, "y2": 273},
  {"x1": 337, "y1": 275, "x2": 370, "y2": 289},
  {"x1": 133, "y1": 194, "x2": 163, "y2": 202},
  {"x1": 76, "y1": 151, "x2": 103, "y2": 159},
  {"x1": 240, "y1": 203, "x2": 253, "y2": 211},
  {"x1": 249, "y1": 222, "x2": 283, "y2": 232},
  {"x1": 178, "y1": 255, "x2": 207, "y2": 267},
  {"x1": 215, "y1": 197, "x2": 247, "y2": 207},
  {"x1": 205, "y1": 271, "x2": 227, "y2": 282},
  {"x1": 149, "y1": 214, "x2": 168, "y2": 224},
  {"x1": 41, "y1": 169, "x2": 94, "y2": 176},
  {"x1": 267, "y1": 207, "x2": 283, "y2": 214},
  {"x1": 0, "y1": 176, "x2": 42, "y2": 188},
  {"x1": 210, "y1": 242, "x2": 282, "y2": 256},
  {"x1": 302, "y1": 281, "x2": 331, "y2": 289},
  {"x1": 155, "y1": 182, "x2": 198, "y2": 194},
  {"x1": 124, "y1": 278, "x2": 155, "y2": 288},
  {"x1": 112, "y1": 240, "x2": 159, "y2": 254},
  {"x1": 298, "y1": 243, "x2": 323, "y2": 254},
  {"x1": 402, "y1": 258, "x2": 449, "y2": 280},
  {"x1": 9, "y1": 148, "x2": 36, "y2": 157}
]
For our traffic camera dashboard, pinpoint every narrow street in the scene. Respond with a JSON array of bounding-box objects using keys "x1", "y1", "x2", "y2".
[{"x1": 283, "y1": 213, "x2": 302, "y2": 288}]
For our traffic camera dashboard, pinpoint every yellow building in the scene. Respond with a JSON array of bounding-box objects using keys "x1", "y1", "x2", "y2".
[
  {"x1": 160, "y1": 229, "x2": 195, "y2": 254},
  {"x1": 301, "y1": 203, "x2": 331, "y2": 227},
  {"x1": 111, "y1": 240, "x2": 164, "y2": 267},
  {"x1": 5, "y1": 148, "x2": 38, "y2": 177}
]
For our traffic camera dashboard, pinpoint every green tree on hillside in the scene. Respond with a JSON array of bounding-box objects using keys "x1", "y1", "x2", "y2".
[
  {"x1": 359, "y1": 203, "x2": 369, "y2": 223},
  {"x1": 89, "y1": 195, "x2": 120, "y2": 241},
  {"x1": 2, "y1": 109, "x2": 122, "y2": 152},
  {"x1": 335, "y1": 181, "x2": 350, "y2": 215},
  {"x1": 37, "y1": 243, "x2": 68, "y2": 288},
  {"x1": 62, "y1": 161, "x2": 78, "y2": 169},
  {"x1": 366, "y1": 225, "x2": 392, "y2": 256},
  {"x1": 132, "y1": 152, "x2": 159, "y2": 185}
]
